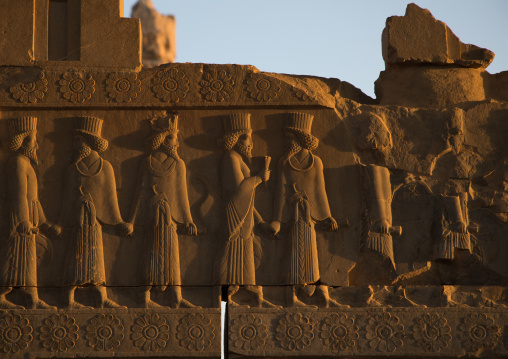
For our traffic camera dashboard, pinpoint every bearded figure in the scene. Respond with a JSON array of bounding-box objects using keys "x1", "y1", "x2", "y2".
[
  {"x1": 54, "y1": 116, "x2": 129, "y2": 309},
  {"x1": 125, "y1": 114, "x2": 198, "y2": 308},
  {"x1": 268, "y1": 112, "x2": 343, "y2": 308},
  {"x1": 215, "y1": 113, "x2": 277, "y2": 307},
  {"x1": 0, "y1": 117, "x2": 56, "y2": 309}
]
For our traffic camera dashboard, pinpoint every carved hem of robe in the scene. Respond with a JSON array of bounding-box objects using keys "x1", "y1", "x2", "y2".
[
  {"x1": 434, "y1": 231, "x2": 471, "y2": 261},
  {"x1": 140, "y1": 199, "x2": 181, "y2": 286}
]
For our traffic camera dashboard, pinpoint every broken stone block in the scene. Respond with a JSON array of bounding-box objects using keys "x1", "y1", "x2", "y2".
[
  {"x1": 382, "y1": 3, "x2": 494, "y2": 69},
  {"x1": 131, "y1": 0, "x2": 176, "y2": 67}
]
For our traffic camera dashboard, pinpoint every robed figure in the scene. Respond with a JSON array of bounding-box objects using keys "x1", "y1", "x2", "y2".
[
  {"x1": 54, "y1": 116, "x2": 129, "y2": 309},
  {"x1": 125, "y1": 114, "x2": 198, "y2": 308},
  {"x1": 0, "y1": 117, "x2": 55, "y2": 309},
  {"x1": 268, "y1": 112, "x2": 343, "y2": 307},
  {"x1": 215, "y1": 113, "x2": 277, "y2": 307}
]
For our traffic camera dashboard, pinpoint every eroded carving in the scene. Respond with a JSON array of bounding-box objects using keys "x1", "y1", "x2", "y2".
[
  {"x1": 215, "y1": 113, "x2": 277, "y2": 307},
  {"x1": 245, "y1": 73, "x2": 281, "y2": 102},
  {"x1": 126, "y1": 113, "x2": 198, "y2": 308},
  {"x1": 275, "y1": 313, "x2": 314, "y2": 351},
  {"x1": 105, "y1": 72, "x2": 142, "y2": 103},
  {"x1": 0, "y1": 117, "x2": 55, "y2": 310},
  {"x1": 458, "y1": 313, "x2": 500, "y2": 352},
  {"x1": 130, "y1": 313, "x2": 169, "y2": 351},
  {"x1": 53, "y1": 116, "x2": 129, "y2": 309},
  {"x1": 267, "y1": 112, "x2": 344, "y2": 307},
  {"x1": 176, "y1": 313, "x2": 215, "y2": 351},
  {"x1": 199, "y1": 69, "x2": 235, "y2": 102},
  {"x1": 9, "y1": 72, "x2": 48, "y2": 104},
  {"x1": 229, "y1": 314, "x2": 268, "y2": 351},
  {"x1": 152, "y1": 68, "x2": 190, "y2": 103},
  {"x1": 0, "y1": 314, "x2": 33, "y2": 353},
  {"x1": 364, "y1": 312, "x2": 404, "y2": 353},
  {"x1": 411, "y1": 313, "x2": 451, "y2": 352},
  {"x1": 85, "y1": 314, "x2": 124, "y2": 351},
  {"x1": 59, "y1": 70, "x2": 95, "y2": 103},
  {"x1": 320, "y1": 313, "x2": 359, "y2": 353}
]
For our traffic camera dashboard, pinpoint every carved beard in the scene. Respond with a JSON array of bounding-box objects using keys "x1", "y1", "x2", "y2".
[
  {"x1": 284, "y1": 141, "x2": 302, "y2": 160},
  {"x1": 74, "y1": 143, "x2": 92, "y2": 163},
  {"x1": 161, "y1": 141, "x2": 180, "y2": 160},
  {"x1": 234, "y1": 142, "x2": 252, "y2": 163},
  {"x1": 20, "y1": 145, "x2": 38, "y2": 165}
]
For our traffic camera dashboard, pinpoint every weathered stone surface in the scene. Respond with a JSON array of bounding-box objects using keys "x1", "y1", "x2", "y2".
[
  {"x1": 131, "y1": 0, "x2": 176, "y2": 67},
  {"x1": 382, "y1": 3, "x2": 494, "y2": 69},
  {"x1": 375, "y1": 66, "x2": 486, "y2": 107},
  {"x1": 0, "y1": 1, "x2": 507, "y2": 358}
]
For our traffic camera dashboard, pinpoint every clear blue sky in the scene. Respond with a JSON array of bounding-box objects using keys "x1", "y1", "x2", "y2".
[{"x1": 124, "y1": 0, "x2": 508, "y2": 98}]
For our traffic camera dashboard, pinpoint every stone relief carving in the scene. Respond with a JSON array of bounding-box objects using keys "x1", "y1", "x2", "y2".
[
  {"x1": 105, "y1": 72, "x2": 142, "y2": 103},
  {"x1": 0, "y1": 117, "x2": 56, "y2": 310},
  {"x1": 245, "y1": 73, "x2": 281, "y2": 102},
  {"x1": 199, "y1": 69, "x2": 235, "y2": 102},
  {"x1": 214, "y1": 113, "x2": 277, "y2": 308},
  {"x1": 267, "y1": 112, "x2": 344, "y2": 307},
  {"x1": 58, "y1": 70, "x2": 96, "y2": 104},
  {"x1": 9, "y1": 72, "x2": 48, "y2": 104},
  {"x1": 53, "y1": 116, "x2": 129, "y2": 309},
  {"x1": 126, "y1": 113, "x2": 198, "y2": 308},
  {"x1": 152, "y1": 68, "x2": 190, "y2": 103}
]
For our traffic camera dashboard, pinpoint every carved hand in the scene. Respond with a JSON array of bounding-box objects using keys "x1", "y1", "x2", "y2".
[
  {"x1": 375, "y1": 219, "x2": 390, "y2": 234},
  {"x1": 268, "y1": 221, "x2": 281, "y2": 235},
  {"x1": 17, "y1": 220, "x2": 32, "y2": 235},
  {"x1": 257, "y1": 169, "x2": 270, "y2": 183},
  {"x1": 325, "y1": 217, "x2": 339, "y2": 232},
  {"x1": 49, "y1": 224, "x2": 62, "y2": 237},
  {"x1": 185, "y1": 222, "x2": 197, "y2": 236},
  {"x1": 117, "y1": 222, "x2": 134, "y2": 237},
  {"x1": 453, "y1": 220, "x2": 468, "y2": 233}
]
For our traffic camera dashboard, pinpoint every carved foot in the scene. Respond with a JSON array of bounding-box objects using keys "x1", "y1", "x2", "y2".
[
  {"x1": 101, "y1": 299, "x2": 127, "y2": 310},
  {"x1": 257, "y1": 298, "x2": 281, "y2": 309},
  {"x1": 66, "y1": 301, "x2": 93, "y2": 310},
  {"x1": 228, "y1": 299, "x2": 249, "y2": 308},
  {"x1": 0, "y1": 299, "x2": 24, "y2": 310},
  {"x1": 144, "y1": 300, "x2": 167, "y2": 309},
  {"x1": 176, "y1": 298, "x2": 200, "y2": 309},
  {"x1": 289, "y1": 298, "x2": 317, "y2": 309},
  {"x1": 326, "y1": 298, "x2": 350, "y2": 309},
  {"x1": 32, "y1": 300, "x2": 57, "y2": 310}
]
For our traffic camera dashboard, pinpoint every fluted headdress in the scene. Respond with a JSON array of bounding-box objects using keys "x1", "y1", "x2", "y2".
[
  {"x1": 74, "y1": 116, "x2": 108, "y2": 152},
  {"x1": 217, "y1": 113, "x2": 252, "y2": 151},
  {"x1": 10, "y1": 117, "x2": 37, "y2": 135},
  {"x1": 151, "y1": 113, "x2": 179, "y2": 134},
  {"x1": 284, "y1": 112, "x2": 319, "y2": 150}
]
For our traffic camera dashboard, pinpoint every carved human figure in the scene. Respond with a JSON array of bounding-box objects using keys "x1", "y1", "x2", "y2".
[
  {"x1": 53, "y1": 116, "x2": 129, "y2": 309},
  {"x1": 360, "y1": 165, "x2": 401, "y2": 270},
  {"x1": 215, "y1": 113, "x2": 277, "y2": 307},
  {"x1": 434, "y1": 181, "x2": 476, "y2": 262},
  {"x1": 267, "y1": 112, "x2": 342, "y2": 307},
  {"x1": 124, "y1": 114, "x2": 198, "y2": 308},
  {"x1": 0, "y1": 117, "x2": 56, "y2": 309}
]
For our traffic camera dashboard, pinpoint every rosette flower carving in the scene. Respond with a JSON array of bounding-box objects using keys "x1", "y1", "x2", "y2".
[
  {"x1": 9, "y1": 72, "x2": 48, "y2": 103},
  {"x1": 105, "y1": 72, "x2": 141, "y2": 103},
  {"x1": 230, "y1": 314, "x2": 268, "y2": 351},
  {"x1": 275, "y1": 313, "x2": 314, "y2": 351},
  {"x1": 152, "y1": 68, "x2": 189, "y2": 103},
  {"x1": 0, "y1": 314, "x2": 33, "y2": 353},
  {"x1": 246, "y1": 73, "x2": 281, "y2": 102},
  {"x1": 411, "y1": 313, "x2": 451, "y2": 352},
  {"x1": 365, "y1": 312, "x2": 404, "y2": 353},
  {"x1": 458, "y1": 313, "x2": 500, "y2": 352},
  {"x1": 320, "y1": 313, "x2": 359, "y2": 352},
  {"x1": 39, "y1": 314, "x2": 79, "y2": 352},
  {"x1": 85, "y1": 314, "x2": 124, "y2": 351},
  {"x1": 176, "y1": 314, "x2": 215, "y2": 351},
  {"x1": 199, "y1": 69, "x2": 234, "y2": 102},
  {"x1": 131, "y1": 313, "x2": 169, "y2": 351},
  {"x1": 59, "y1": 70, "x2": 95, "y2": 103}
]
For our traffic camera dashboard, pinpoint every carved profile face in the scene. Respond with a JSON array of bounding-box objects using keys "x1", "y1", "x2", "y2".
[
  {"x1": 19, "y1": 132, "x2": 39, "y2": 165},
  {"x1": 283, "y1": 130, "x2": 302, "y2": 158},
  {"x1": 164, "y1": 132, "x2": 179, "y2": 148},
  {"x1": 234, "y1": 133, "x2": 253, "y2": 161}
]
